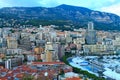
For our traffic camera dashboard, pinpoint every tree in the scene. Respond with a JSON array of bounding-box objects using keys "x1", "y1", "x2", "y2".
[
  {"x1": 59, "y1": 69, "x2": 64, "y2": 75},
  {"x1": 9, "y1": 29, "x2": 15, "y2": 33},
  {"x1": 22, "y1": 74, "x2": 34, "y2": 80}
]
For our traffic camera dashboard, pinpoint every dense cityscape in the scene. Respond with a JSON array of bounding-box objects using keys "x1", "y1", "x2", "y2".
[
  {"x1": 0, "y1": 0, "x2": 120, "y2": 80},
  {"x1": 0, "y1": 21, "x2": 120, "y2": 80}
]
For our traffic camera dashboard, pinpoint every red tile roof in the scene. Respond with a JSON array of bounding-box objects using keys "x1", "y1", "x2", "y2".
[
  {"x1": 32, "y1": 62, "x2": 65, "y2": 65},
  {"x1": 64, "y1": 69, "x2": 72, "y2": 73},
  {"x1": 66, "y1": 77, "x2": 81, "y2": 80},
  {"x1": 0, "y1": 77, "x2": 8, "y2": 80},
  {"x1": 29, "y1": 69, "x2": 37, "y2": 73},
  {"x1": 5, "y1": 73, "x2": 13, "y2": 77},
  {"x1": 1, "y1": 69, "x2": 8, "y2": 72},
  {"x1": 15, "y1": 73, "x2": 24, "y2": 78},
  {"x1": 22, "y1": 67, "x2": 31, "y2": 71},
  {"x1": 12, "y1": 70, "x2": 20, "y2": 73}
]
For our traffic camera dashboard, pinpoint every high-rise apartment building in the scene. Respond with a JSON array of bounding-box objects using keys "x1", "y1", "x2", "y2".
[
  {"x1": 7, "y1": 37, "x2": 18, "y2": 49},
  {"x1": 44, "y1": 42, "x2": 53, "y2": 62},
  {"x1": 85, "y1": 22, "x2": 97, "y2": 44}
]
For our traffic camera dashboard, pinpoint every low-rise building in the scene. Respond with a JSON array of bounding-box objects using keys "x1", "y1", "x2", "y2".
[
  {"x1": 83, "y1": 44, "x2": 107, "y2": 54},
  {"x1": 6, "y1": 49, "x2": 22, "y2": 55},
  {"x1": 59, "y1": 72, "x2": 81, "y2": 80}
]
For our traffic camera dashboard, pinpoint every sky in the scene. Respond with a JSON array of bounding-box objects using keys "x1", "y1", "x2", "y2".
[{"x1": 0, "y1": 0, "x2": 120, "y2": 16}]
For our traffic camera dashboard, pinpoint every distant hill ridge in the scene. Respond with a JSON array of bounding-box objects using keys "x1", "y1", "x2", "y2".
[{"x1": 0, "y1": 4, "x2": 120, "y2": 30}]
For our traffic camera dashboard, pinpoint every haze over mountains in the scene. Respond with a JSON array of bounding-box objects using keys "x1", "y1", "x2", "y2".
[{"x1": 0, "y1": 4, "x2": 120, "y2": 30}]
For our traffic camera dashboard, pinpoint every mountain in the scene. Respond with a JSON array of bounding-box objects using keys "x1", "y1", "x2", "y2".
[{"x1": 0, "y1": 4, "x2": 120, "y2": 30}]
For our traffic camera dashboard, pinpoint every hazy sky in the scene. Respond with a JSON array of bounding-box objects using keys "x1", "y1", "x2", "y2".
[{"x1": 0, "y1": 0, "x2": 120, "y2": 16}]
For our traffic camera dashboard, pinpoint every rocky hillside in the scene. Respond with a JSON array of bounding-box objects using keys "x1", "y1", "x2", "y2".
[{"x1": 0, "y1": 4, "x2": 120, "y2": 30}]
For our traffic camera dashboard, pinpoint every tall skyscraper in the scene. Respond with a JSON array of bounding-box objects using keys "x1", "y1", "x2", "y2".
[
  {"x1": 88, "y1": 22, "x2": 94, "y2": 30},
  {"x1": 85, "y1": 22, "x2": 97, "y2": 44}
]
